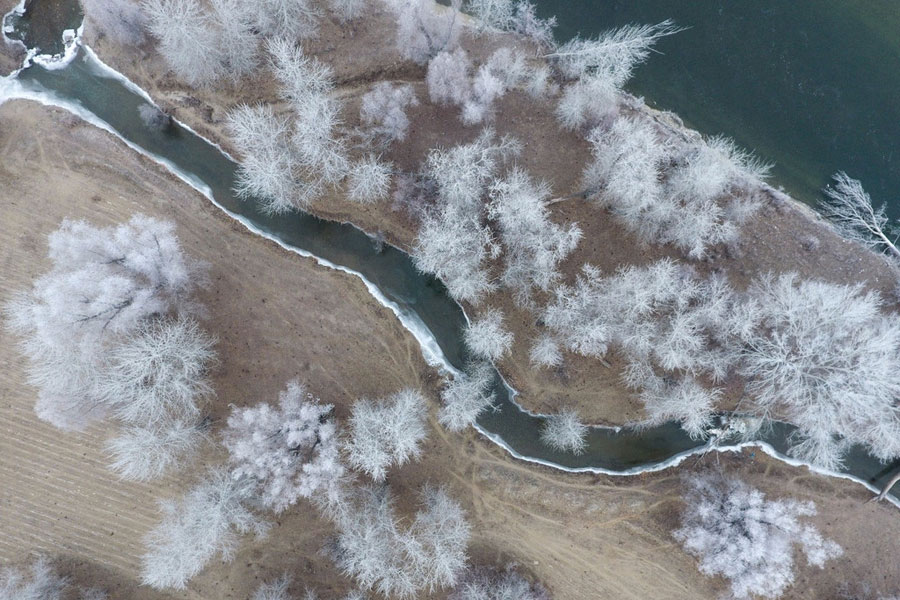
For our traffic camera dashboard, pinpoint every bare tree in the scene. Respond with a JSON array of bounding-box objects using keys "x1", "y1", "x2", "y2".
[
  {"x1": 821, "y1": 172, "x2": 900, "y2": 260},
  {"x1": 464, "y1": 309, "x2": 513, "y2": 361},
  {"x1": 738, "y1": 273, "x2": 900, "y2": 470},
  {"x1": 223, "y1": 380, "x2": 344, "y2": 513},
  {"x1": 141, "y1": 469, "x2": 269, "y2": 590},
  {"x1": 540, "y1": 409, "x2": 587, "y2": 454},
  {"x1": 674, "y1": 474, "x2": 842, "y2": 599},
  {"x1": 345, "y1": 389, "x2": 428, "y2": 482},
  {"x1": 438, "y1": 362, "x2": 497, "y2": 431}
]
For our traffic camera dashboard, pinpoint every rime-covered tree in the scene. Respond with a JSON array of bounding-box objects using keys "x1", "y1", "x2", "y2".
[
  {"x1": 674, "y1": 474, "x2": 842, "y2": 599},
  {"x1": 347, "y1": 156, "x2": 393, "y2": 204},
  {"x1": 464, "y1": 309, "x2": 513, "y2": 361},
  {"x1": 82, "y1": 0, "x2": 147, "y2": 46},
  {"x1": 450, "y1": 565, "x2": 550, "y2": 600},
  {"x1": 228, "y1": 38, "x2": 350, "y2": 213},
  {"x1": 328, "y1": 484, "x2": 470, "y2": 599},
  {"x1": 141, "y1": 469, "x2": 269, "y2": 590},
  {"x1": 540, "y1": 409, "x2": 587, "y2": 454},
  {"x1": 438, "y1": 362, "x2": 497, "y2": 431},
  {"x1": 463, "y1": 0, "x2": 556, "y2": 48},
  {"x1": 5, "y1": 215, "x2": 206, "y2": 431},
  {"x1": 106, "y1": 418, "x2": 207, "y2": 482},
  {"x1": 738, "y1": 273, "x2": 900, "y2": 470},
  {"x1": 345, "y1": 389, "x2": 428, "y2": 482},
  {"x1": 821, "y1": 172, "x2": 900, "y2": 260},
  {"x1": 529, "y1": 335, "x2": 562, "y2": 368},
  {"x1": 223, "y1": 380, "x2": 344, "y2": 513},
  {"x1": 142, "y1": 0, "x2": 226, "y2": 87},
  {"x1": 252, "y1": 0, "x2": 320, "y2": 40},
  {"x1": 253, "y1": 576, "x2": 293, "y2": 600},
  {"x1": 393, "y1": 0, "x2": 462, "y2": 64},
  {"x1": 547, "y1": 20, "x2": 681, "y2": 82},
  {"x1": 488, "y1": 168, "x2": 582, "y2": 305},
  {"x1": 583, "y1": 119, "x2": 764, "y2": 260},
  {"x1": 97, "y1": 317, "x2": 215, "y2": 426},
  {"x1": 0, "y1": 557, "x2": 67, "y2": 600},
  {"x1": 427, "y1": 48, "x2": 472, "y2": 107},
  {"x1": 360, "y1": 82, "x2": 419, "y2": 145},
  {"x1": 542, "y1": 260, "x2": 754, "y2": 437},
  {"x1": 413, "y1": 130, "x2": 519, "y2": 304},
  {"x1": 330, "y1": 0, "x2": 366, "y2": 23}
]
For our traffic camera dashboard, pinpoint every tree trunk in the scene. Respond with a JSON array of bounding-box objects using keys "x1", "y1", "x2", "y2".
[{"x1": 870, "y1": 470, "x2": 900, "y2": 503}]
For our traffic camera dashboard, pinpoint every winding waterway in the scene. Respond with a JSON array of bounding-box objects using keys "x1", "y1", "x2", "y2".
[{"x1": 2, "y1": 3, "x2": 899, "y2": 502}]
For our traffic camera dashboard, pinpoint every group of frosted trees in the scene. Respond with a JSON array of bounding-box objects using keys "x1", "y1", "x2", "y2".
[{"x1": 5, "y1": 215, "x2": 215, "y2": 481}]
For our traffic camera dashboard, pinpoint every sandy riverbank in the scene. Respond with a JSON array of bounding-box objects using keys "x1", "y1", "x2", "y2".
[{"x1": 4, "y1": 99, "x2": 900, "y2": 597}]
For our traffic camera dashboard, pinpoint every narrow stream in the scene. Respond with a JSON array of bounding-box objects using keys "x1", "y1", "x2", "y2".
[{"x1": 2, "y1": 5, "x2": 898, "y2": 501}]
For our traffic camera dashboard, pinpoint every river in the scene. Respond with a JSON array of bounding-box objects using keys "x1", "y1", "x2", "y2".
[{"x1": 2, "y1": 0, "x2": 899, "y2": 502}]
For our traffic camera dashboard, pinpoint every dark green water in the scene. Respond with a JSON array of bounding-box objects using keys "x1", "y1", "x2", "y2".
[{"x1": 536, "y1": 0, "x2": 900, "y2": 213}]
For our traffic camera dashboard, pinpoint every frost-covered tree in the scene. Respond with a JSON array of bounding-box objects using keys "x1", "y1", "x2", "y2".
[
  {"x1": 674, "y1": 474, "x2": 842, "y2": 599},
  {"x1": 821, "y1": 172, "x2": 900, "y2": 260},
  {"x1": 97, "y1": 317, "x2": 215, "y2": 426},
  {"x1": 438, "y1": 362, "x2": 497, "y2": 431},
  {"x1": 0, "y1": 557, "x2": 67, "y2": 600},
  {"x1": 542, "y1": 260, "x2": 754, "y2": 437},
  {"x1": 5, "y1": 215, "x2": 205, "y2": 431},
  {"x1": 488, "y1": 168, "x2": 581, "y2": 305},
  {"x1": 347, "y1": 156, "x2": 393, "y2": 204},
  {"x1": 450, "y1": 565, "x2": 550, "y2": 600},
  {"x1": 738, "y1": 273, "x2": 900, "y2": 469},
  {"x1": 253, "y1": 576, "x2": 293, "y2": 600},
  {"x1": 82, "y1": 0, "x2": 147, "y2": 46},
  {"x1": 228, "y1": 39, "x2": 350, "y2": 213},
  {"x1": 142, "y1": 0, "x2": 225, "y2": 87},
  {"x1": 583, "y1": 119, "x2": 763, "y2": 260},
  {"x1": 253, "y1": 0, "x2": 320, "y2": 40},
  {"x1": 461, "y1": 65, "x2": 506, "y2": 125},
  {"x1": 463, "y1": 0, "x2": 556, "y2": 48},
  {"x1": 540, "y1": 409, "x2": 587, "y2": 454},
  {"x1": 223, "y1": 380, "x2": 344, "y2": 513},
  {"x1": 427, "y1": 48, "x2": 472, "y2": 107},
  {"x1": 393, "y1": 0, "x2": 462, "y2": 64},
  {"x1": 555, "y1": 73, "x2": 618, "y2": 130},
  {"x1": 360, "y1": 82, "x2": 419, "y2": 145},
  {"x1": 106, "y1": 418, "x2": 207, "y2": 481},
  {"x1": 547, "y1": 20, "x2": 681, "y2": 82},
  {"x1": 464, "y1": 309, "x2": 513, "y2": 361},
  {"x1": 528, "y1": 335, "x2": 562, "y2": 368},
  {"x1": 413, "y1": 131, "x2": 519, "y2": 304},
  {"x1": 226, "y1": 104, "x2": 297, "y2": 214},
  {"x1": 141, "y1": 469, "x2": 269, "y2": 590},
  {"x1": 330, "y1": 0, "x2": 366, "y2": 23},
  {"x1": 329, "y1": 484, "x2": 470, "y2": 599},
  {"x1": 345, "y1": 389, "x2": 428, "y2": 482}
]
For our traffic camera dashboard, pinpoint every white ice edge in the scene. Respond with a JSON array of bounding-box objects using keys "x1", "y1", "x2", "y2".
[{"x1": 4, "y1": 47, "x2": 898, "y2": 506}]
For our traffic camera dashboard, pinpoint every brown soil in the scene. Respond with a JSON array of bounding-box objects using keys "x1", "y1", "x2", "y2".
[
  {"x1": 80, "y1": 1, "x2": 900, "y2": 429},
  {"x1": 1, "y1": 0, "x2": 26, "y2": 75}
]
